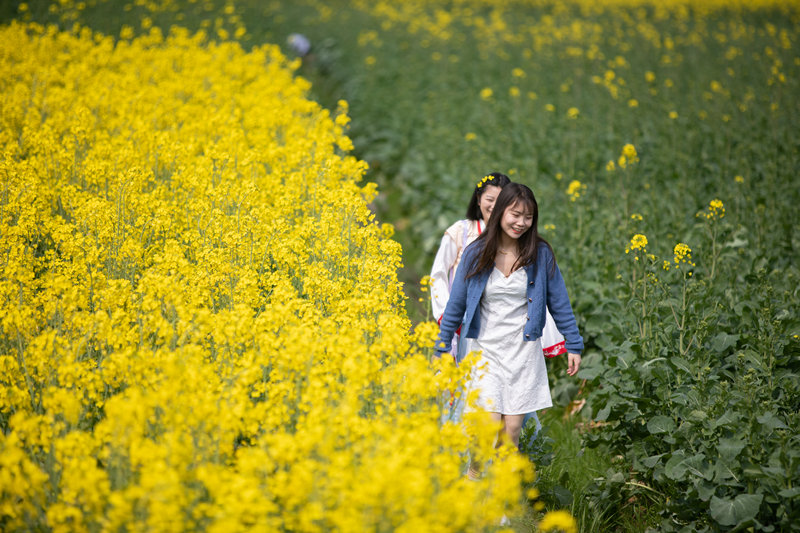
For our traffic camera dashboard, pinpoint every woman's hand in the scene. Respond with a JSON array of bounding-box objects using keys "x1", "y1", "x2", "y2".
[{"x1": 567, "y1": 352, "x2": 582, "y2": 376}]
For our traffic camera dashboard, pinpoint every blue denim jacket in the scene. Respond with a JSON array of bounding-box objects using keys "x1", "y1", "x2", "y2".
[{"x1": 435, "y1": 241, "x2": 583, "y2": 355}]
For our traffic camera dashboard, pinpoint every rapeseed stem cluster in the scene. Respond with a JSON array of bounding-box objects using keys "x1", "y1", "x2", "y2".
[{"x1": 0, "y1": 22, "x2": 533, "y2": 531}]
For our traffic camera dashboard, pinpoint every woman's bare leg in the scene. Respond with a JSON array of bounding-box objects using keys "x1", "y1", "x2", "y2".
[{"x1": 500, "y1": 414, "x2": 526, "y2": 448}]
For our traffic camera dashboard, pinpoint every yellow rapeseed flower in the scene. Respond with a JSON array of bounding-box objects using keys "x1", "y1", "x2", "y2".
[
  {"x1": 698, "y1": 198, "x2": 726, "y2": 220},
  {"x1": 626, "y1": 233, "x2": 648, "y2": 254},
  {"x1": 673, "y1": 243, "x2": 696, "y2": 268},
  {"x1": 566, "y1": 180, "x2": 586, "y2": 202},
  {"x1": 539, "y1": 509, "x2": 578, "y2": 533}
]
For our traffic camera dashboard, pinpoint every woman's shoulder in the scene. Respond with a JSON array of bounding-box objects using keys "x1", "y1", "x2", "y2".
[
  {"x1": 534, "y1": 241, "x2": 556, "y2": 267},
  {"x1": 537, "y1": 241, "x2": 554, "y2": 257},
  {"x1": 462, "y1": 238, "x2": 485, "y2": 259},
  {"x1": 443, "y1": 219, "x2": 469, "y2": 239}
]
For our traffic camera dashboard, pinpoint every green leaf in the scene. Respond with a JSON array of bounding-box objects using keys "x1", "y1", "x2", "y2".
[
  {"x1": 647, "y1": 415, "x2": 675, "y2": 434},
  {"x1": 643, "y1": 453, "x2": 667, "y2": 468},
  {"x1": 576, "y1": 365, "x2": 602, "y2": 380},
  {"x1": 687, "y1": 409, "x2": 707, "y2": 422},
  {"x1": 778, "y1": 487, "x2": 800, "y2": 498},
  {"x1": 665, "y1": 451, "x2": 687, "y2": 480},
  {"x1": 665, "y1": 452, "x2": 706, "y2": 481},
  {"x1": 718, "y1": 437, "x2": 746, "y2": 462},
  {"x1": 713, "y1": 457, "x2": 741, "y2": 483},
  {"x1": 670, "y1": 357, "x2": 692, "y2": 374},
  {"x1": 696, "y1": 480, "x2": 717, "y2": 502},
  {"x1": 712, "y1": 410, "x2": 742, "y2": 429},
  {"x1": 709, "y1": 332, "x2": 739, "y2": 353},
  {"x1": 757, "y1": 412, "x2": 788, "y2": 431},
  {"x1": 710, "y1": 493, "x2": 763, "y2": 526},
  {"x1": 616, "y1": 350, "x2": 636, "y2": 369}
]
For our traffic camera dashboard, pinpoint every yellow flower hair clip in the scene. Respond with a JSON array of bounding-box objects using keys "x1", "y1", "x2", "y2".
[{"x1": 476, "y1": 175, "x2": 492, "y2": 188}]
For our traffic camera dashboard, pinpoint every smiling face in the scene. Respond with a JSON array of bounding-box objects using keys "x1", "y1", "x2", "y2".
[
  {"x1": 477, "y1": 185, "x2": 502, "y2": 223},
  {"x1": 500, "y1": 200, "x2": 533, "y2": 240}
]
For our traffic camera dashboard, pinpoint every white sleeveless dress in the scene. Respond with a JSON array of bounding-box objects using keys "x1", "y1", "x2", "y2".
[{"x1": 467, "y1": 267, "x2": 553, "y2": 415}]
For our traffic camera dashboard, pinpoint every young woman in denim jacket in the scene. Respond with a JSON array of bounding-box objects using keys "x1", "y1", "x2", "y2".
[{"x1": 435, "y1": 183, "x2": 583, "y2": 477}]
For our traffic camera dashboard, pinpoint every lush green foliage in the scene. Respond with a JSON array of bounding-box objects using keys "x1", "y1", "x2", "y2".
[{"x1": 3, "y1": 0, "x2": 800, "y2": 531}]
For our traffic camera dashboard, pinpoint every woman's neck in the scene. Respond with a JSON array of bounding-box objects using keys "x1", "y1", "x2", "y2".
[{"x1": 498, "y1": 233, "x2": 517, "y2": 252}]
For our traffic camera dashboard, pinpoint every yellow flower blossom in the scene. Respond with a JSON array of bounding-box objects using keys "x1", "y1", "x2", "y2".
[
  {"x1": 539, "y1": 509, "x2": 578, "y2": 533},
  {"x1": 698, "y1": 198, "x2": 726, "y2": 220},
  {"x1": 626, "y1": 234, "x2": 648, "y2": 254},
  {"x1": 566, "y1": 180, "x2": 586, "y2": 202},
  {"x1": 622, "y1": 143, "x2": 638, "y2": 161},
  {"x1": 673, "y1": 242, "x2": 696, "y2": 268}
]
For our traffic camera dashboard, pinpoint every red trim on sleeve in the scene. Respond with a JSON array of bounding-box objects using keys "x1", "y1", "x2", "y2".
[{"x1": 543, "y1": 340, "x2": 567, "y2": 359}]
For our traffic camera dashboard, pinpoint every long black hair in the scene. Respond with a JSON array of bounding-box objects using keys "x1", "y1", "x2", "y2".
[
  {"x1": 465, "y1": 182, "x2": 554, "y2": 278},
  {"x1": 465, "y1": 172, "x2": 512, "y2": 220}
]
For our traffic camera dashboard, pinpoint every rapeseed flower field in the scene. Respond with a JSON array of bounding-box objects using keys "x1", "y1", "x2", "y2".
[
  {"x1": 0, "y1": 20, "x2": 536, "y2": 531},
  {"x1": 2, "y1": 0, "x2": 799, "y2": 531}
]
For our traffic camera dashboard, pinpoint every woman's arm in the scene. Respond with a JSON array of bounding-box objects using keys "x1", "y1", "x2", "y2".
[
  {"x1": 435, "y1": 245, "x2": 473, "y2": 355},
  {"x1": 544, "y1": 250, "x2": 584, "y2": 356},
  {"x1": 430, "y1": 232, "x2": 459, "y2": 321}
]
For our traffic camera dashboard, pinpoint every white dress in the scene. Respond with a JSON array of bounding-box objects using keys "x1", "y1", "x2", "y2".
[{"x1": 467, "y1": 267, "x2": 553, "y2": 415}]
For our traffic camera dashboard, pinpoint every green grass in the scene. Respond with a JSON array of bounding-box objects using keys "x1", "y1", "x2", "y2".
[{"x1": 526, "y1": 408, "x2": 662, "y2": 532}]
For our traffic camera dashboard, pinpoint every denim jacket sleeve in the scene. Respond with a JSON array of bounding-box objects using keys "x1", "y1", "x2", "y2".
[
  {"x1": 435, "y1": 243, "x2": 474, "y2": 354},
  {"x1": 544, "y1": 251, "x2": 584, "y2": 354}
]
